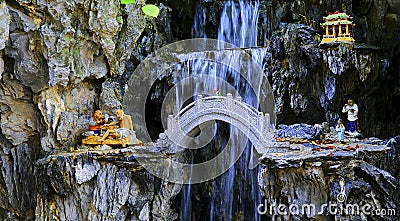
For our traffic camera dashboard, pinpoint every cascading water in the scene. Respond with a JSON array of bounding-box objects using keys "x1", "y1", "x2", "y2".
[
  {"x1": 217, "y1": 0, "x2": 260, "y2": 48},
  {"x1": 173, "y1": 0, "x2": 267, "y2": 220},
  {"x1": 192, "y1": 2, "x2": 208, "y2": 39}
]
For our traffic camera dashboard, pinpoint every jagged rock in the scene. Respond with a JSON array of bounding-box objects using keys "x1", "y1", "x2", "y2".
[
  {"x1": 56, "y1": 112, "x2": 91, "y2": 148},
  {"x1": 5, "y1": 0, "x2": 147, "y2": 89},
  {"x1": 277, "y1": 123, "x2": 322, "y2": 140},
  {"x1": 75, "y1": 153, "x2": 101, "y2": 184},
  {"x1": 0, "y1": 2, "x2": 10, "y2": 79},
  {"x1": 379, "y1": 136, "x2": 400, "y2": 180},
  {"x1": 0, "y1": 143, "x2": 41, "y2": 219},
  {"x1": 259, "y1": 157, "x2": 397, "y2": 220},
  {"x1": 269, "y1": 24, "x2": 325, "y2": 124},
  {"x1": 0, "y1": 76, "x2": 37, "y2": 145},
  {"x1": 88, "y1": 0, "x2": 122, "y2": 72},
  {"x1": 0, "y1": 2, "x2": 10, "y2": 50},
  {"x1": 37, "y1": 84, "x2": 96, "y2": 150},
  {"x1": 35, "y1": 152, "x2": 155, "y2": 221},
  {"x1": 155, "y1": 133, "x2": 184, "y2": 154},
  {"x1": 151, "y1": 181, "x2": 182, "y2": 221},
  {"x1": 4, "y1": 6, "x2": 48, "y2": 92},
  {"x1": 40, "y1": 22, "x2": 107, "y2": 87},
  {"x1": 139, "y1": 202, "x2": 150, "y2": 221},
  {"x1": 99, "y1": 80, "x2": 123, "y2": 114},
  {"x1": 361, "y1": 137, "x2": 385, "y2": 145},
  {"x1": 87, "y1": 0, "x2": 148, "y2": 76},
  {"x1": 35, "y1": 0, "x2": 111, "y2": 86},
  {"x1": 322, "y1": 44, "x2": 378, "y2": 82},
  {"x1": 0, "y1": 52, "x2": 4, "y2": 79}
]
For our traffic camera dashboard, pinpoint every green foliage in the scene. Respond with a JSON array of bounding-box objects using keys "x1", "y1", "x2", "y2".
[
  {"x1": 120, "y1": 0, "x2": 160, "y2": 18},
  {"x1": 121, "y1": 0, "x2": 135, "y2": 4},
  {"x1": 141, "y1": 4, "x2": 160, "y2": 17}
]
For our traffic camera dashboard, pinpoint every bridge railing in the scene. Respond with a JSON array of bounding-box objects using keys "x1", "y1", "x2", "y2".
[
  {"x1": 176, "y1": 94, "x2": 259, "y2": 117},
  {"x1": 169, "y1": 93, "x2": 273, "y2": 135},
  {"x1": 166, "y1": 93, "x2": 275, "y2": 152}
]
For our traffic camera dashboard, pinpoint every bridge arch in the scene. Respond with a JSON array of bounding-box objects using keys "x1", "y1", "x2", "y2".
[{"x1": 166, "y1": 94, "x2": 274, "y2": 153}]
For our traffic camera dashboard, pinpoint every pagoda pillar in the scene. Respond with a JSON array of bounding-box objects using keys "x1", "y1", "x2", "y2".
[{"x1": 332, "y1": 25, "x2": 336, "y2": 37}]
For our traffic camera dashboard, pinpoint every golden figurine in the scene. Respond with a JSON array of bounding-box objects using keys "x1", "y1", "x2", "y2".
[{"x1": 81, "y1": 109, "x2": 141, "y2": 148}]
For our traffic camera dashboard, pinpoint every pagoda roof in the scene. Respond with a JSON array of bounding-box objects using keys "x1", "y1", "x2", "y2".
[
  {"x1": 338, "y1": 20, "x2": 353, "y2": 24},
  {"x1": 323, "y1": 13, "x2": 352, "y2": 20},
  {"x1": 320, "y1": 20, "x2": 354, "y2": 26}
]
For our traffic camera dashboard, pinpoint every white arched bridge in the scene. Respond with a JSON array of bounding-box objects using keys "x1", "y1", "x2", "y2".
[{"x1": 165, "y1": 93, "x2": 275, "y2": 153}]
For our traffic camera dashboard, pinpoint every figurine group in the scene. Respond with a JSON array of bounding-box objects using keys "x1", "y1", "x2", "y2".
[
  {"x1": 82, "y1": 109, "x2": 139, "y2": 147},
  {"x1": 336, "y1": 98, "x2": 359, "y2": 142}
]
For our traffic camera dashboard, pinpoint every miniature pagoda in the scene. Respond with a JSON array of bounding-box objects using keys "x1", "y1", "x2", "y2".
[{"x1": 320, "y1": 11, "x2": 355, "y2": 45}]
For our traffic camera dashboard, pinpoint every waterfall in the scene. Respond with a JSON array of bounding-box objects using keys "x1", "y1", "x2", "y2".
[
  {"x1": 176, "y1": 1, "x2": 265, "y2": 220},
  {"x1": 192, "y1": 2, "x2": 207, "y2": 38},
  {"x1": 217, "y1": 0, "x2": 260, "y2": 48}
]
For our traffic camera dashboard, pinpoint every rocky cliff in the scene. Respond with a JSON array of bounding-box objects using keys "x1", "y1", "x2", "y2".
[
  {"x1": 34, "y1": 149, "x2": 182, "y2": 221},
  {"x1": 0, "y1": 0, "x2": 399, "y2": 220},
  {"x1": 259, "y1": 137, "x2": 399, "y2": 221}
]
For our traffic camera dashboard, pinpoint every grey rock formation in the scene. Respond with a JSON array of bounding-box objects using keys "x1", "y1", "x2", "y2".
[
  {"x1": 99, "y1": 80, "x2": 123, "y2": 114},
  {"x1": 277, "y1": 123, "x2": 323, "y2": 140},
  {"x1": 37, "y1": 83, "x2": 97, "y2": 150},
  {"x1": 0, "y1": 2, "x2": 9, "y2": 50},
  {"x1": 0, "y1": 75, "x2": 37, "y2": 146},
  {"x1": 259, "y1": 142, "x2": 398, "y2": 221},
  {"x1": 151, "y1": 181, "x2": 182, "y2": 221},
  {"x1": 1, "y1": 0, "x2": 154, "y2": 216},
  {"x1": 0, "y1": 2, "x2": 10, "y2": 79},
  {"x1": 5, "y1": 6, "x2": 48, "y2": 92},
  {"x1": 0, "y1": 142, "x2": 41, "y2": 220},
  {"x1": 34, "y1": 150, "x2": 182, "y2": 221},
  {"x1": 0, "y1": 51, "x2": 3, "y2": 79},
  {"x1": 75, "y1": 155, "x2": 100, "y2": 185}
]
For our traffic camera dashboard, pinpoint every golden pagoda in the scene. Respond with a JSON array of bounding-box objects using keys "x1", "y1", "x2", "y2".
[{"x1": 320, "y1": 11, "x2": 355, "y2": 44}]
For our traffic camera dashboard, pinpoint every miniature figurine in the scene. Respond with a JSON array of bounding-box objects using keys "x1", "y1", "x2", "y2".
[
  {"x1": 336, "y1": 119, "x2": 345, "y2": 142},
  {"x1": 98, "y1": 109, "x2": 136, "y2": 146},
  {"x1": 342, "y1": 98, "x2": 358, "y2": 133},
  {"x1": 88, "y1": 110, "x2": 109, "y2": 135},
  {"x1": 214, "y1": 89, "x2": 222, "y2": 96}
]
